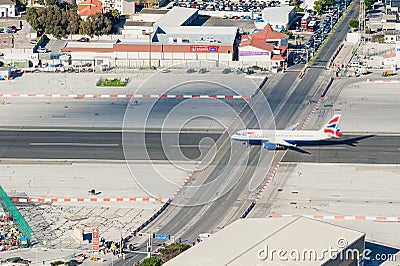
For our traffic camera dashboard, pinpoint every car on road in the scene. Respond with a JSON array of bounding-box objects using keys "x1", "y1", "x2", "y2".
[
  {"x1": 36, "y1": 46, "x2": 48, "y2": 53},
  {"x1": 77, "y1": 37, "x2": 89, "y2": 42},
  {"x1": 6, "y1": 26, "x2": 17, "y2": 33}
]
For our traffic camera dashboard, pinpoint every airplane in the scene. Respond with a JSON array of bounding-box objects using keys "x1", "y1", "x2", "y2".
[{"x1": 231, "y1": 114, "x2": 342, "y2": 150}]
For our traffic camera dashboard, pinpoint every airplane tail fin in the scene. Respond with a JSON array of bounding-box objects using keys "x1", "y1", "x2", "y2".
[{"x1": 320, "y1": 114, "x2": 342, "y2": 138}]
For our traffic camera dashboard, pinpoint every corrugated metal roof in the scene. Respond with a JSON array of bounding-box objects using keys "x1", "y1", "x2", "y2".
[
  {"x1": 154, "y1": 26, "x2": 237, "y2": 45},
  {"x1": 64, "y1": 42, "x2": 114, "y2": 48},
  {"x1": 262, "y1": 6, "x2": 295, "y2": 24},
  {"x1": 140, "y1": 8, "x2": 169, "y2": 14},
  {"x1": 155, "y1": 7, "x2": 198, "y2": 27},
  {"x1": 164, "y1": 217, "x2": 365, "y2": 266}
]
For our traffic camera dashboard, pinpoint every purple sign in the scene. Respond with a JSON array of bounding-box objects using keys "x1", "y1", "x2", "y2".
[{"x1": 239, "y1": 51, "x2": 270, "y2": 56}]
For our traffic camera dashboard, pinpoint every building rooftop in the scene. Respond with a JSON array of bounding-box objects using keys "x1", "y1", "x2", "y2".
[
  {"x1": 124, "y1": 21, "x2": 154, "y2": 27},
  {"x1": 153, "y1": 26, "x2": 238, "y2": 45},
  {"x1": 77, "y1": 0, "x2": 102, "y2": 17},
  {"x1": 64, "y1": 42, "x2": 114, "y2": 49},
  {"x1": 0, "y1": 0, "x2": 15, "y2": 4},
  {"x1": 140, "y1": 8, "x2": 169, "y2": 14},
  {"x1": 240, "y1": 36, "x2": 274, "y2": 51},
  {"x1": 164, "y1": 217, "x2": 365, "y2": 266},
  {"x1": 261, "y1": 6, "x2": 295, "y2": 25},
  {"x1": 155, "y1": 6, "x2": 198, "y2": 27},
  {"x1": 249, "y1": 23, "x2": 287, "y2": 41}
]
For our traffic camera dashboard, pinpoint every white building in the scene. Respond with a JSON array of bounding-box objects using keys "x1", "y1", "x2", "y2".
[
  {"x1": 0, "y1": 0, "x2": 16, "y2": 17},
  {"x1": 75, "y1": 0, "x2": 135, "y2": 15},
  {"x1": 164, "y1": 217, "x2": 365, "y2": 266},
  {"x1": 257, "y1": 6, "x2": 297, "y2": 30},
  {"x1": 0, "y1": 66, "x2": 10, "y2": 80}
]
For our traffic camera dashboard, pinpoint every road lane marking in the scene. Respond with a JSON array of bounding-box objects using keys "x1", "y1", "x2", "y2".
[
  {"x1": 170, "y1": 144, "x2": 213, "y2": 148},
  {"x1": 30, "y1": 143, "x2": 120, "y2": 147}
]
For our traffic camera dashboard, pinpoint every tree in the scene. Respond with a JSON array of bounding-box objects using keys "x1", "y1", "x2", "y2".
[
  {"x1": 313, "y1": 0, "x2": 323, "y2": 15},
  {"x1": 137, "y1": 257, "x2": 162, "y2": 266},
  {"x1": 80, "y1": 13, "x2": 112, "y2": 37},
  {"x1": 349, "y1": 19, "x2": 359, "y2": 29},
  {"x1": 365, "y1": 0, "x2": 374, "y2": 10},
  {"x1": 159, "y1": 243, "x2": 191, "y2": 263},
  {"x1": 66, "y1": 10, "x2": 81, "y2": 35}
]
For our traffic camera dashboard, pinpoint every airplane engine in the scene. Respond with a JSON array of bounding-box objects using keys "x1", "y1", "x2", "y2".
[{"x1": 263, "y1": 142, "x2": 277, "y2": 150}]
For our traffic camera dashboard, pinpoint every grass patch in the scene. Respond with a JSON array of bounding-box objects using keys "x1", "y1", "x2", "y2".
[{"x1": 96, "y1": 77, "x2": 129, "y2": 87}]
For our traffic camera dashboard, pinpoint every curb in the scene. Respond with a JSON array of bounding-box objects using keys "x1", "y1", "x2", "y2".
[
  {"x1": 269, "y1": 214, "x2": 400, "y2": 221},
  {"x1": 11, "y1": 197, "x2": 168, "y2": 203},
  {"x1": 367, "y1": 79, "x2": 400, "y2": 84}
]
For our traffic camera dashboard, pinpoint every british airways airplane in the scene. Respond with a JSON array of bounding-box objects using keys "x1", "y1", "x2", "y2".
[{"x1": 231, "y1": 114, "x2": 342, "y2": 150}]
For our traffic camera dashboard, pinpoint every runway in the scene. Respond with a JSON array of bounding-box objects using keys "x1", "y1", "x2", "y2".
[
  {"x1": 283, "y1": 134, "x2": 400, "y2": 164},
  {"x1": 0, "y1": 131, "x2": 220, "y2": 161}
]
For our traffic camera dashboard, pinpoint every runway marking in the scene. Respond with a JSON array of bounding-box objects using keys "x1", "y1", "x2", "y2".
[
  {"x1": 170, "y1": 144, "x2": 213, "y2": 148},
  {"x1": 29, "y1": 143, "x2": 120, "y2": 147},
  {"x1": 0, "y1": 94, "x2": 251, "y2": 99}
]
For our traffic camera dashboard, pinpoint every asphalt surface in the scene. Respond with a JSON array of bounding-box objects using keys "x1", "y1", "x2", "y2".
[
  {"x1": 284, "y1": 134, "x2": 400, "y2": 164},
  {"x1": 116, "y1": 2, "x2": 362, "y2": 263},
  {"x1": 0, "y1": 131, "x2": 220, "y2": 160},
  {"x1": 0, "y1": 130, "x2": 396, "y2": 164}
]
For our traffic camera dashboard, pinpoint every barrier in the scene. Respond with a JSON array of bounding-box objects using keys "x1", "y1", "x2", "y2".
[
  {"x1": 0, "y1": 186, "x2": 31, "y2": 241},
  {"x1": 269, "y1": 214, "x2": 400, "y2": 221},
  {"x1": 11, "y1": 197, "x2": 168, "y2": 203},
  {"x1": 321, "y1": 77, "x2": 334, "y2": 98}
]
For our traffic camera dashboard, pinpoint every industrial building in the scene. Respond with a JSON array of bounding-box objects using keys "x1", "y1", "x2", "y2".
[
  {"x1": 62, "y1": 6, "x2": 240, "y2": 67},
  {"x1": 165, "y1": 216, "x2": 365, "y2": 266},
  {"x1": 256, "y1": 6, "x2": 297, "y2": 30}
]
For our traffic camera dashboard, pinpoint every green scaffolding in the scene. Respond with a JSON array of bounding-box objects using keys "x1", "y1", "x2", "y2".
[{"x1": 0, "y1": 186, "x2": 31, "y2": 241}]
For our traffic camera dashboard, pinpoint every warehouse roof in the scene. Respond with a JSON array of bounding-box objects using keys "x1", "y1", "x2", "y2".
[
  {"x1": 164, "y1": 217, "x2": 365, "y2": 266},
  {"x1": 153, "y1": 26, "x2": 238, "y2": 45},
  {"x1": 155, "y1": 6, "x2": 198, "y2": 27},
  {"x1": 262, "y1": 6, "x2": 295, "y2": 24}
]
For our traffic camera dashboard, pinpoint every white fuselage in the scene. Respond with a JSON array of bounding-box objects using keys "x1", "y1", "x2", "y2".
[{"x1": 232, "y1": 129, "x2": 331, "y2": 143}]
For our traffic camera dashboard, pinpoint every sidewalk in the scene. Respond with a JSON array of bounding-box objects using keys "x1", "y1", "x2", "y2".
[{"x1": 333, "y1": 41, "x2": 356, "y2": 68}]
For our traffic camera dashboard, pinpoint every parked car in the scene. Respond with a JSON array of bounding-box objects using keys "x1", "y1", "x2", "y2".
[
  {"x1": 36, "y1": 46, "x2": 48, "y2": 53},
  {"x1": 6, "y1": 26, "x2": 17, "y2": 33},
  {"x1": 77, "y1": 37, "x2": 89, "y2": 42}
]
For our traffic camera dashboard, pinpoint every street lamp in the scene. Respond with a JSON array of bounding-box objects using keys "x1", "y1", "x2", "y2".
[{"x1": 148, "y1": 28, "x2": 154, "y2": 69}]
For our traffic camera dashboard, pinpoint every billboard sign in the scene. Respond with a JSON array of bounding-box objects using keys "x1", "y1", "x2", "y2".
[
  {"x1": 190, "y1": 45, "x2": 219, "y2": 53},
  {"x1": 92, "y1": 228, "x2": 99, "y2": 252},
  {"x1": 239, "y1": 51, "x2": 270, "y2": 56}
]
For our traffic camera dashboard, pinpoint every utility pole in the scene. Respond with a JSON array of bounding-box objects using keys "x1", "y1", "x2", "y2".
[
  {"x1": 147, "y1": 234, "x2": 152, "y2": 258},
  {"x1": 358, "y1": 0, "x2": 366, "y2": 58}
]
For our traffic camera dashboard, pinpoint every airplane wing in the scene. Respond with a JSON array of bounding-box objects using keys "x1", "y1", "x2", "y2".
[
  {"x1": 275, "y1": 139, "x2": 296, "y2": 147},
  {"x1": 284, "y1": 123, "x2": 299, "y2": 131},
  {"x1": 262, "y1": 139, "x2": 296, "y2": 149}
]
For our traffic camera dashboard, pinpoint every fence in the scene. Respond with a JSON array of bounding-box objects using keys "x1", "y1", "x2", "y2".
[{"x1": 0, "y1": 186, "x2": 31, "y2": 241}]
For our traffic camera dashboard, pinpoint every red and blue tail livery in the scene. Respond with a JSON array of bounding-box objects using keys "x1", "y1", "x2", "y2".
[{"x1": 322, "y1": 114, "x2": 342, "y2": 138}]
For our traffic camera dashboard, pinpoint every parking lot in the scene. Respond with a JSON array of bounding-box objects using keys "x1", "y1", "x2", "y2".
[
  {"x1": 171, "y1": 0, "x2": 273, "y2": 13},
  {"x1": 287, "y1": 0, "x2": 351, "y2": 66}
]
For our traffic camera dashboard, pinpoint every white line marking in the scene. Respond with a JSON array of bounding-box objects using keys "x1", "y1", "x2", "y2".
[{"x1": 30, "y1": 143, "x2": 120, "y2": 147}]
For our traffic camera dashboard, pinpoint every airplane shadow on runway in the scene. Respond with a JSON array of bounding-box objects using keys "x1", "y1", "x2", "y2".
[{"x1": 288, "y1": 135, "x2": 376, "y2": 154}]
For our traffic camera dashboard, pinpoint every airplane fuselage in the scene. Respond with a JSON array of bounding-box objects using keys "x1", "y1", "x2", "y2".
[{"x1": 232, "y1": 129, "x2": 331, "y2": 144}]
